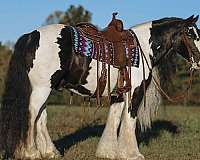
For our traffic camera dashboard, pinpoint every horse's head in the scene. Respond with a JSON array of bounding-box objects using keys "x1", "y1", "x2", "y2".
[{"x1": 150, "y1": 15, "x2": 200, "y2": 69}]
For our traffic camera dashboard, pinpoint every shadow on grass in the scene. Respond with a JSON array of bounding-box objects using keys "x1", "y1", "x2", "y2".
[
  {"x1": 54, "y1": 124, "x2": 105, "y2": 155},
  {"x1": 137, "y1": 120, "x2": 179, "y2": 145},
  {"x1": 54, "y1": 120, "x2": 179, "y2": 155}
]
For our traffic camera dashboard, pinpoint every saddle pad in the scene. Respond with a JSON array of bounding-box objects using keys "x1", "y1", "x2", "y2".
[{"x1": 69, "y1": 26, "x2": 140, "y2": 68}]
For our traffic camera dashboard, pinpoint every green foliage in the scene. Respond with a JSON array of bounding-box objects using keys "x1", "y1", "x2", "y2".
[
  {"x1": 45, "y1": 5, "x2": 92, "y2": 25},
  {"x1": 60, "y1": 5, "x2": 92, "y2": 25},
  {"x1": 45, "y1": 11, "x2": 64, "y2": 25},
  {"x1": 0, "y1": 42, "x2": 11, "y2": 101}
]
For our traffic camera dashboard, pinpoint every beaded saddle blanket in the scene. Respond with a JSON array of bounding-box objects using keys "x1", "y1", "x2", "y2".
[{"x1": 69, "y1": 26, "x2": 140, "y2": 68}]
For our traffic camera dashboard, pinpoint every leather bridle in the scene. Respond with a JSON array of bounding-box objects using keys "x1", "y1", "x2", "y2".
[
  {"x1": 182, "y1": 27, "x2": 200, "y2": 70},
  {"x1": 140, "y1": 27, "x2": 199, "y2": 103}
]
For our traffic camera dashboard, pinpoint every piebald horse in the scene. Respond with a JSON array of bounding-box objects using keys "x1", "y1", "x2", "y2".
[{"x1": 0, "y1": 16, "x2": 200, "y2": 160}]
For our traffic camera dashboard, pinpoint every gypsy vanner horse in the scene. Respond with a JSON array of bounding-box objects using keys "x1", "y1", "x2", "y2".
[{"x1": 0, "y1": 15, "x2": 200, "y2": 160}]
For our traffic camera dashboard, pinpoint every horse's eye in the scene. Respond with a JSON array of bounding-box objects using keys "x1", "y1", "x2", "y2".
[
  {"x1": 187, "y1": 30, "x2": 192, "y2": 36},
  {"x1": 151, "y1": 43, "x2": 161, "y2": 51},
  {"x1": 156, "y1": 45, "x2": 161, "y2": 50}
]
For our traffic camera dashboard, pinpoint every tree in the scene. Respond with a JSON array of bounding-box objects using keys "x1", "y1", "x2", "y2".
[
  {"x1": 0, "y1": 42, "x2": 12, "y2": 101},
  {"x1": 45, "y1": 11, "x2": 64, "y2": 25},
  {"x1": 45, "y1": 5, "x2": 92, "y2": 26},
  {"x1": 60, "y1": 5, "x2": 92, "y2": 25}
]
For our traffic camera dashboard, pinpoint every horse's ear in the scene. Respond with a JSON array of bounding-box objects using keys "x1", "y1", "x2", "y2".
[
  {"x1": 186, "y1": 15, "x2": 194, "y2": 21},
  {"x1": 184, "y1": 15, "x2": 199, "y2": 26},
  {"x1": 193, "y1": 15, "x2": 199, "y2": 23}
]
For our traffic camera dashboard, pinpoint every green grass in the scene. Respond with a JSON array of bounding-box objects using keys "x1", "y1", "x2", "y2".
[
  {"x1": 46, "y1": 105, "x2": 200, "y2": 160},
  {"x1": 0, "y1": 105, "x2": 200, "y2": 159}
]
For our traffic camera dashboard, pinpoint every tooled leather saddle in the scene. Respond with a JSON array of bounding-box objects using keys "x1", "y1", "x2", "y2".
[{"x1": 74, "y1": 13, "x2": 137, "y2": 101}]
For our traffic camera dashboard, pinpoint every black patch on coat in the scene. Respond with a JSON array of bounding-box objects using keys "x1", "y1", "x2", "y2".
[
  {"x1": 131, "y1": 71, "x2": 152, "y2": 118},
  {"x1": 51, "y1": 26, "x2": 92, "y2": 95},
  {"x1": 51, "y1": 26, "x2": 72, "y2": 89},
  {"x1": 57, "y1": 26, "x2": 73, "y2": 70},
  {"x1": 24, "y1": 30, "x2": 40, "y2": 71},
  {"x1": 110, "y1": 95, "x2": 124, "y2": 105},
  {"x1": 150, "y1": 18, "x2": 183, "y2": 66},
  {"x1": 0, "y1": 30, "x2": 40, "y2": 157}
]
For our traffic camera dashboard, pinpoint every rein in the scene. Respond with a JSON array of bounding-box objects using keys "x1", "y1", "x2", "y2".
[{"x1": 152, "y1": 70, "x2": 194, "y2": 103}]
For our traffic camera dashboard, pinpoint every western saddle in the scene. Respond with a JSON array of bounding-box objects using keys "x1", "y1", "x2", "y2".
[{"x1": 75, "y1": 12, "x2": 136, "y2": 103}]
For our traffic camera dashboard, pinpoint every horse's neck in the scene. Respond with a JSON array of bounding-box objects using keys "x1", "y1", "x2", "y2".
[{"x1": 130, "y1": 22, "x2": 153, "y2": 69}]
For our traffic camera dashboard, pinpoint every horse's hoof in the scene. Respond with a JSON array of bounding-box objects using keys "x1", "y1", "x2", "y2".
[
  {"x1": 44, "y1": 152, "x2": 60, "y2": 159},
  {"x1": 96, "y1": 150, "x2": 117, "y2": 159},
  {"x1": 24, "y1": 148, "x2": 41, "y2": 159},
  {"x1": 43, "y1": 149, "x2": 61, "y2": 159},
  {"x1": 118, "y1": 154, "x2": 145, "y2": 160}
]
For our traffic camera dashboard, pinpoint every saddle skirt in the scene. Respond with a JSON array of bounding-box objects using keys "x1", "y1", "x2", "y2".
[
  {"x1": 69, "y1": 26, "x2": 140, "y2": 68},
  {"x1": 67, "y1": 13, "x2": 140, "y2": 101}
]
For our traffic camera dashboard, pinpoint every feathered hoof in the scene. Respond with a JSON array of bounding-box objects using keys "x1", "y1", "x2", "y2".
[
  {"x1": 118, "y1": 154, "x2": 145, "y2": 160},
  {"x1": 96, "y1": 139, "x2": 118, "y2": 159},
  {"x1": 95, "y1": 149, "x2": 117, "y2": 159},
  {"x1": 43, "y1": 152, "x2": 61, "y2": 159},
  {"x1": 42, "y1": 149, "x2": 61, "y2": 159},
  {"x1": 14, "y1": 147, "x2": 41, "y2": 159}
]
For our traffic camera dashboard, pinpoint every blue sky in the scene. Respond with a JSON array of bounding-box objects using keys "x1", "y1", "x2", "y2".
[{"x1": 0, "y1": 0, "x2": 200, "y2": 42}]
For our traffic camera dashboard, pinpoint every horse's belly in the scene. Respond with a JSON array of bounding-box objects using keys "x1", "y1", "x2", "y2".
[{"x1": 82, "y1": 60, "x2": 119, "y2": 96}]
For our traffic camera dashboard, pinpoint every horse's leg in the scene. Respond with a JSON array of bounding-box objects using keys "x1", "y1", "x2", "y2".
[
  {"x1": 96, "y1": 99, "x2": 124, "y2": 159},
  {"x1": 117, "y1": 93, "x2": 144, "y2": 160},
  {"x1": 36, "y1": 109, "x2": 60, "y2": 158},
  {"x1": 24, "y1": 87, "x2": 51, "y2": 159}
]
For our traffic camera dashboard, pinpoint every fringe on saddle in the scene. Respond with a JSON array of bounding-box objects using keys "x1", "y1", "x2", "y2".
[{"x1": 71, "y1": 12, "x2": 140, "y2": 106}]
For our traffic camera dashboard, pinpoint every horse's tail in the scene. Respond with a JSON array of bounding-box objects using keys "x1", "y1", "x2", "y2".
[
  {"x1": 0, "y1": 30, "x2": 40, "y2": 156},
  {"x1": 137, "y1": 67, "x2": 162, "y2": 131}
]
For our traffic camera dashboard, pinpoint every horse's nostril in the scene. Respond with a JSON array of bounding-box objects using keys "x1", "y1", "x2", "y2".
[{"x1": 197, "y1": 38, "x2": 200, "y2": 41}]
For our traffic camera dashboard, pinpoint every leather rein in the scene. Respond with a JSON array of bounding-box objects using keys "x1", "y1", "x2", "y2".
[{"x1": 140, "y1": 28, "x2": 195, "y2": 103}]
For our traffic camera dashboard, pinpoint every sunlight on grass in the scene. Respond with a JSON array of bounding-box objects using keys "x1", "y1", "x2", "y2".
[{"x1": 44, "y1": 105, "x2": 200, "y2": 160}]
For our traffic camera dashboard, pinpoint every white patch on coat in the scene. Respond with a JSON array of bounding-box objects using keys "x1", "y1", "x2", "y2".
[
  {"x1": 82, "y1": 60, "x2": 119, "y2": 96},
  {"x1": 28, "y1": 24, "x2": 65, "y2": 88},
  {"x1": 129, "y1": 22, "x2": 153, "y2": 90},
  {"x1": 27, "y1": 24, "x2": 65, "y2": 157},
  {"x1": 191, "y1": 27, "x2": 200, "y2": 66},
  {"x1": 193, "y1": 27, "x2": 200, "y2": 53},
  {"x1": 130, "y1": 22, "x2": 153, "y2": 58}
]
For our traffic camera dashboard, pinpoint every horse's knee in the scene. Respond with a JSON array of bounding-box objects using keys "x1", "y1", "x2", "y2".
[{"x1": 29, "y1": 87, "x2": 51, "y2": 120}]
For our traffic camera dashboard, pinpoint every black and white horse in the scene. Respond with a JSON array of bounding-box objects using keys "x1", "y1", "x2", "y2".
[{"x1": 0, "y1": 15, "x2": 200, "y2": 160}]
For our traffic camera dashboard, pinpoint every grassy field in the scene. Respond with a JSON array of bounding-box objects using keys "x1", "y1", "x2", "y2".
[
  {"x1": 46, "y1": 105, "x2": 200, "y2": 160},
  {"x1": 0, "y1": 105, "x2": 199, "y2": 160}
]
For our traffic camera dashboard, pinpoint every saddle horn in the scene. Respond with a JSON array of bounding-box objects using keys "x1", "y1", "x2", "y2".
[{"x1": 108, "y1": 12, "x2": 124, "y2": 32}]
